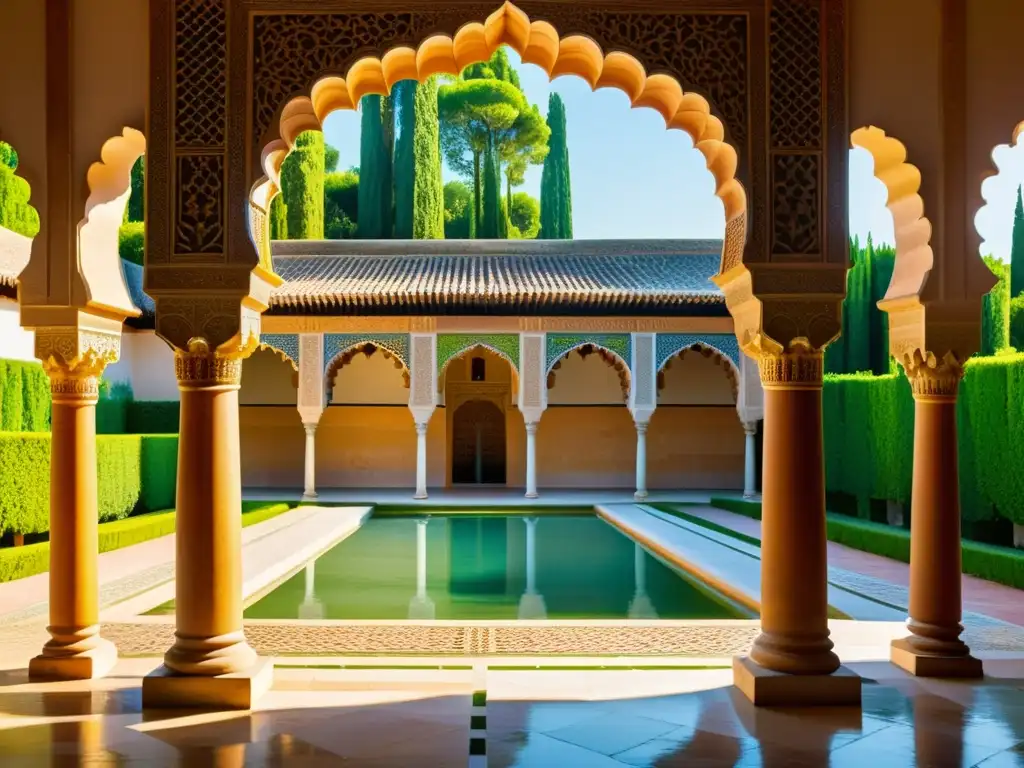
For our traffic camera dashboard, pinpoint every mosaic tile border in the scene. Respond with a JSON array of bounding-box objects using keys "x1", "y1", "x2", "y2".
[
  {"x1": 546, "y1": 334, "x2": 632, "y2": 374},
  {"x1": 259, "y1": 333, "x2": 300, "y2": 370},
  {"x1": 655, "y1": 333, "x2": 741, "y2": 372},
  {"x1": 323, "y1": 333, "x2": 411, "y2": 372}
]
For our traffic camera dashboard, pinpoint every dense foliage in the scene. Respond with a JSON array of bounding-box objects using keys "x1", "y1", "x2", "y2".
[
  {"x1": 0, "y1": 359, "x2": 50, "y2": 432},
  {"x1": 0, "y1": 141, "x2": 40, "y2": 237},
  {"x1": 538, "y1": 93, "x2": 572, "y2": 239},
  {"x1": 357, "y1": 94, "x2": 394, "y2": 238},
  {"x1": 118, "y1": 221, "x2": 145, "y2": 266},
  {"x1": 394, "y1": 79, "x2": 445, "y2": 239},
  {"x1": 1011, "y1": 185, "x2": 1024, "y2": 298},
  {"x1": 981, "y1": 256, "x2": 1011, "y2": 355},
  {"x1": 826, "y1": 236, "x2": 894, "y2": 374},
  {"x1": 281, "y1": 131, "x2": 326, "y2": 239}
]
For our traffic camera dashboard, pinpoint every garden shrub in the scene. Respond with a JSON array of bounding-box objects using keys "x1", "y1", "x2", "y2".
[
  {"x1": 0, "y1": 433, "x2": 51, "y2": 535},
  {"x1": 0, "y1": 359, "x2": 50, "y2": 432},
  {"x1": 0, "y1": 540, "x2": 50, "y2": 582},
  {"x1": 118, "y1": 221, "x2": 145, "y2": 266},
  {"x1": 1011, "y1": 295, "x2": 1024, "y2": 350},
  {"x1": 97, "y1": 508, "x2": 176, "y2": 553},
  {"x1": 140, "y1": 435, "x2": 178, "y2": 512},
  {"x1": 127, "y1": 401, "x2": 180, "y2": 434},
  {"x1": 240, "y1": 502, "x2": 293, "y2": 528},
  {"x1": 96, "y1": 380, "x2": 132, "y2": 435}
]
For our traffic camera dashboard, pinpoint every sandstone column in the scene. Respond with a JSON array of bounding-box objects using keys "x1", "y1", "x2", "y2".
[
  {"x1": 634, "y1": 421, "x2": 649, "y2": 501},
  {"x1": 732, "y1": 341, "x2": 860, "y2": 706},
  {"x1": 301, "y1": 422, "x2": 318, "y2": 500},
  {"x1": 890, "y1": 353, "x2": 982, "y2": 677},
  {"x1": 743, "y1": 421, "x2": 758, "y2": 499},
  {"x1": 142, "y1": 339, "x2": 272, "y2": 709},
  {"x1": 524, "y1": 421, "x2": 539, "y2": 499},
  {"x1": 414, "y1": 422, "x2": 429, "y2": 500},
  {"x1": 29, "y1": 350, "x2": 117, "y2": 681}
]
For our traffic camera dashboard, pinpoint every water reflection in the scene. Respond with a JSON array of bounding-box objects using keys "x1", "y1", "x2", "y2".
[{"x1": 244, "y1": 515, "x2": 743, "y2": 621}]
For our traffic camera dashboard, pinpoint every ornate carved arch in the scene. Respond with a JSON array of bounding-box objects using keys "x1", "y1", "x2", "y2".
[
  {"x1": 256, "y1": 332, "x2": 299, "y2": 372},
  {"x1": 657, "y1": 343, "x2": 739, "y2": 402},
  {"x1": 249, "y1": 1, "x2": 747, "y2": 277},
  {"x1": 546, "y1": 343, "x2": 631, "y2": 403},
  {"x1": 325, "y1": 341, "x2": 411, "y2": 394},
  {"x1": 976, "y1": 120, "x2": 1024, "y2": 261}
]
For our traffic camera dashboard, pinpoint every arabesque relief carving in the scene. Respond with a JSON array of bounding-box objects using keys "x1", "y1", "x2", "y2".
[{"x1": 35, "y1": 327, "x2": 122, "y2": 399}]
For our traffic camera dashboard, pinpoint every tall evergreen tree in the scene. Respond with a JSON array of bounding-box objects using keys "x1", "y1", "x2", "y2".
[
  {"x1": 1011, "y1": 185, "x2": 1024, "y2": 298},
  {"x1": 357, "y1": 94, "x2": 394, "y2": 238},
  {"x1": 411, "y1": 77, "x2": 444, "y2": 239},
  {"x1": 981, "y1": 255, "x2": 1010, "y2": 355},
  {"x1": 869, "y1": 243, "x2": 896, "y2": 373},
  {"x1": 393, "y1": 81, "x2": 416, "y2": 239},
  {"x1": 380, "y1": 95, "x2": 395, "y2": 238},
  {"x1": 280, "y1": 131, "x2": 325, "y2": 239},
  {"x1": 844, "y1": 235, "x2": 874, "y2": 372},
  {"x1": 481, "y1": 134, "x2": 503, "y2": 238},
  {"x1": 269, "y1": 193, "x2": 288, "y2": 240},
  {"x1": 539, "y1": 93, "x2": 572, "y2": 239},
  {"x1": 125, "y1": 157, "x2": 145, "y2": 223}
]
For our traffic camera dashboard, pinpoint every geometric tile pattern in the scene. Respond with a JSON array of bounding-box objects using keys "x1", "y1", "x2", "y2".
[
  {"x1": 259, "y1": 333, "x2": 300, "y2": 370},
  {"x1": 546, "y1": 334, "x2": 632, "y2": 374},
  {"x1": 322, "y1": 333, "x2": 410, "y2": 373},
  {"x1": 655, "y1": 333, "x2": 741, "y2": 372}
]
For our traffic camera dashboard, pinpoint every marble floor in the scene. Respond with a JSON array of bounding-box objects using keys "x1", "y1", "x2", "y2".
[{"x1": 2, "y1": 660, "x2": 1024, "y2": 766}]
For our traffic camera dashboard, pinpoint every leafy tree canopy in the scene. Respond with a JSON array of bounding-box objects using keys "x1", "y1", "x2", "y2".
[
  {"x1": 324, "y1": 143, "x2": 340, "y2": 173},
  {"x1": 0, "y1": 141, "x2": 18, "y2": 171},
  {"x1": 508, "y1": 191, "x2": 540, "y2": 239},
  {"x1": 438, "y1": 78, "x2": 526, "y2": 178}
]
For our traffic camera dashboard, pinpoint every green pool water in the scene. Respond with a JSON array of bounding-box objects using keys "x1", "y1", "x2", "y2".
[{"x1": 242, "y1": 514, "x2": 746, "y2": 621}]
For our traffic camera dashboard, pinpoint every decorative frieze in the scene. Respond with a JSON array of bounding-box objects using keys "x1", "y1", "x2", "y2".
[
  {"x1": 655, "y1": 333, "x2": 741, "y2": 373},
  {"x1": 546, "y1": 334, "x2": 632, "y2": 374},
  {"x1": 437, "y1": 334, "x2": 520, "y2": 374},
  {"x1": 323, "y1": 333, "x2": 410, "y2": 373},
  {"x1": 259, "y1": 333, "x2": 300, "y2": 370}
]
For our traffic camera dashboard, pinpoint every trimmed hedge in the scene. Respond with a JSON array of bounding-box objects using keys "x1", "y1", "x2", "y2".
[
  {"x1": 0, "y1": 433, "x2": 178, "y2": 535},
  {"x1": 709, "y1": 497, "x2": 1024, "y2": 590},
  {"x1": 0, "y1": 359, "x2": 50, "y2": 432},
  {"x1": 127, "y1": 401, "x2": 180, "y2": 434},
  {"x1": 0, "y1": 502, "x2": 295, "y2": 583}
]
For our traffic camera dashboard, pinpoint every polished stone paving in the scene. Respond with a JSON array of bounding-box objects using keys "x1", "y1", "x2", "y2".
[{"x1": 2, "y1": 661, "x2": 1024, "y2": 766}]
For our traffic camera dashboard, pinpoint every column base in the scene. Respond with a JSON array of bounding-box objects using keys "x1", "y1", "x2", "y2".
[
  {"x1": 413, "y1": 492, "x2": 428, "y2": 500},
  {"x1": 890, "y1": 638, "x2": 983, "y2": 678},
  {"x1": 28, "y1": 637, "x2": 118, "y2": 681},
  {"x1": 142, "y1": 658, "x2": 274, "y2": 710},
  {"x1": 742, "y1": 492, "x2": 759, "y2": 500},
  {"x1": 300, "y1": 492, "x2": 318, "y2": 502},
  {"x1": 633, "y1": 491, "x2": 648, "y2": 502},
  {"x1": 525, "y1": 491, "x2": 539, "y2": 500},
  {"x1": 733, "y1": 655, "x2": 861, "y2": 707}
]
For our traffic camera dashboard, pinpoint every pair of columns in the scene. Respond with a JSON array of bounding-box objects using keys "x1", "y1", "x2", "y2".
[{"x1": 734, "y1": 343, "x2": 979, "y2": 707}]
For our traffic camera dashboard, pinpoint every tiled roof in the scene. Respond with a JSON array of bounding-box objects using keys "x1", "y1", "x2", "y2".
[{"x1": 269, "y1": 239, "x2": 726, "y2": 316}]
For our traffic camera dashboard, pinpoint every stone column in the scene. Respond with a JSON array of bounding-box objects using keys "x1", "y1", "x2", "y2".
[
  {"x1": 634, "y1": 421, "x2": 649, "y2": 501},
  {"x1": 525, "y1": 421, "x2": 539, "y2": 499},
  {"x1": 29, "y1": 350, "x2": 117, "y2": 681},
  {"x1": 743, "y1": 421, "x2": 758, "y2": 499},
  {"x1": 414, "y1": 422, "x2": 429, "y2": 500},
  {"x1": 891, "y1": 354, "x2": 982, "y2": 677},
  {"x1": 733, "y1": 341, "x2": 860, "y2": 706},
  {"x1": 301, "y1": 422, "x2": 318, "y2": 501},
  {"x1": 143, "y1": 339, "x2": 272, "y2": 709}
]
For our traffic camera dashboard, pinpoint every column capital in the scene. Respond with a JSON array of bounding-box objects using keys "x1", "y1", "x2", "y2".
[
  {"x1": 302, "y1": 422, "x2": 318, "y2": 436},
  {"x1": 415, "y1": 421, "x2": 429, "y2": 436},
  {"x1": 743, "y1": 421, "x2": 759, "y2": 436},
  {"x1": 902, "y1": 349, "x2": 963, "y2": 401},
  {"x1": 35, "y1": 324, "x2": 121, "y2": 401},
  {"x1": 757, "y1": 338, "x2": 823, "y2": 390},
  {"x1": 174, "y1": 336, "x2": 257, "y2": 388},
  {"x1": 525, "y1": 420, "x2": 539, "y2": 435},
  {"x1": 635, "y1": 420, "x2": 650, "y2": 434}
]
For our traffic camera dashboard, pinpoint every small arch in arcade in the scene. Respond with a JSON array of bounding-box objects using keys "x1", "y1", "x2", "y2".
[
  {"x1": 546, "y1": 344, "x2": 631, "y2": 403},
  {"x1": 325, "y1": 342, "x2": 411, "y2": 397},
  {"x1": 438, "y1": 343, "x2": 520, "y2": 394},
  {"x1": 657, "y1": 343, "x2": 738, "y2": 402}
]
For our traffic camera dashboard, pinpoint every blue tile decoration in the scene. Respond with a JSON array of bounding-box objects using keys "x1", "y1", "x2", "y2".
[
  {"x1": 258, "y1": 333, "x2": 300, "y2": 369},
  {"x1": 546, "y1": 334, "x2": 632, "y2": 373},
  {"x1": 655, "y1": 333, "x2": 741, "y2": 372},
  {"x1": 323, "y1": 333, "x2": 410, "y2": 374}
]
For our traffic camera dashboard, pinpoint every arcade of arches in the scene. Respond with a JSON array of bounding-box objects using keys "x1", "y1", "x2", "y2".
[{"x1": 1, "y1": 0, "x2": 1022, "y2": 713}]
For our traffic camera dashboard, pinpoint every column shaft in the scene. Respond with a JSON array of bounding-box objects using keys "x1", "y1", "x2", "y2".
[
  {"x1": 749, "y1": 353, "x2": 838, "y2": 676},
  {"x1": 31, "y1": 359, "x2": 117, "y2": 680},
  {"x1": 743, "y1": 423, "x2": 758, "y2": 498},
  {"x1": 414, "y1": 422, "x2": 428, "y2": 499},
  {"x1": 634, "y1": 422, "x2": 648, "y2": 501},
  {"x1": 525, "y1": 422, "x2": 539, "y2": 499},
  {"x1": 302, "y1": 423, "x2": 317, "y2": 500},
  {"x1": 163, "y1": 349, "x2": 256, "y2": 677}
]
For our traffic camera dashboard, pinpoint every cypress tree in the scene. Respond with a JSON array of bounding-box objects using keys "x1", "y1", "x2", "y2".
[
  {"x1": 269, "y1": 193, "x2": 288, "y2": 240},
  {"x1": 380, "y1": 95, "x2": 395, "y2": 238},
  {"x1": 357, "y1": 94, "x2": 394, "y2": 238},
  {"x1": 869, "y1": 243, "x2": 896, "y2": 373},
  {"x1": 125, "y1": 157, "x2": 144, "y2": 223},
  {"x1": 480, "y1": 134, "x2": 502, "y2": 239},
  {"x1": 981, "y1": 255, "x2": 1010, "y2": 355},
  {"x1": 393, "y1": 81, "x2": 416, "y2": 239},
  {"x1": 411, "y1": 77, "x2": 444, "y2": 239},
  {"x1": 539, "y1": 93, "x2": 572, "y2": 239},
  {"x1": 1011, "y1": 185, "x2": 1024, "y2": 298},
  {"x1": 845, "y1": 235, "x2": 873, "y2": 372},
  {"x1": 280, "y1": 131, "x2": 325, "y2": 239}
]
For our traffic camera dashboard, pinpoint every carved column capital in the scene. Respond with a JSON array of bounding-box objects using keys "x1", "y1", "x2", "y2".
[
  {"x1": 743, "y1": 421, "x2": 759, "y2": 437},
  {"x1": 525, "y1": 421, "x2": 539, "y2": 436},
  {"x1": 35, "y1": 326, "x2": 121, "y2": 401},
  {"x1": 756, "y1": 338, "x2": 824, "y2": 390},
  {"x1": 902, "y1": 349, "x2": 964, "y2": 401},
  {"x1": 174, "y1": 336, "x2": 257, "y2": 388}
]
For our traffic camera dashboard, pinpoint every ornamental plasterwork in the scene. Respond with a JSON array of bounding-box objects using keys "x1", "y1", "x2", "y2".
[
  {"x1": 545, "y1": 334, "x2": 632, "y2": 374},
  {"x1": 656, "y1": 333, "x2": 741, "y2": 373},
  {"x1": 322, "y1": 333, "x2": 410, "y2": 373},
  {"x1": 437, "y1": 334, "x2": 520, "y2": 375},
  {"x1": 259, "y1": 333, "x2": 299, "y2": 371}
]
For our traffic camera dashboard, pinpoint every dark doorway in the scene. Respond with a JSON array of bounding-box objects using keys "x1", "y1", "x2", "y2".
[{"x1": 452, "y1": 400, "x2": 507, "y2": 484}]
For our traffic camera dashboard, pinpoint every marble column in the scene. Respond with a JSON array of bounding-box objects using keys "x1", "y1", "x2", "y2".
[
  {"x1": 518, "y1": 517, "x2": 546, "y2": 619},
  {"x1": 743, "y1": 421, "x2": 758, "y2": 499},
  {"x1": 143, "y1": 340, "x2": 271, "y2": 709},
  {"x1": 414, "y1": 422, "x2": 429, "y2": 499},
  {"x1": 409, "y1": 518, "x2": 435, "y2": 619},
  {"x1": 525, "y1": 421, "x2": 539, "y2": 499},
  {"x1": 302, "y1": 422, "x2": 318, "y2": 501},
  {"x1": 29, "y1": 354, "x2": 117, "y2": 681},
  {"x1": 634, "y1": 421, "x2": 649, "y2": 501},
  {"x1": 733, "y1": 342, "x2": 859, "y2": 706},
  {"x1": 891, "y1": 357, "x2": 982, "y2": 677}
]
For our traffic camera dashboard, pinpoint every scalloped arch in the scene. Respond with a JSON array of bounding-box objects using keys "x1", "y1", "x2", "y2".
[
  {"x1": 325, "y1": 341, "x2": 410, "y2": 394},
  {"x1": 79, "y1": 127, "x2": 146, "y2": 319},
  {"x1": 976, "y1": 120, "x2": 1024, "y2": 259},
  {"x1": 438, "y1": 343, "x2": 521, "y2": 392},
  {"x1": 546, "y1": 342, "x2": 632, "y2": 403},
  {"x1": 255, "y1": 342, "x2": 298, "y2": 372},
  {"x1": 849, "y1": 126, "x2": 933, "y2": 308},
  {"x1": 657, "y1": 343, "x2": 738, "y2": 402},
  {"x1": 250, "y1": 1, "x2": 746, "y2": 269}
]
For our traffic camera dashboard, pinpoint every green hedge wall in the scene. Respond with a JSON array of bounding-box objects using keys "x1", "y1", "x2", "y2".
[
  {"x1": 0, "y1": 433, "x2": 178, "y2": 535},
  {"x1": 127, "y1": 401, "x2": 180, "y2": 434},
  {"x1": 0, "y1": 359, "x2": 50, "y2": 432},
  {"x1": 824, "y1": 353, "x2": 1024, "y2": 531}
]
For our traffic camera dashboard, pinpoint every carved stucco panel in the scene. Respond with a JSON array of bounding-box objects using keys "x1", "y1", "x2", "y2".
[
  {"x1": 518, "y1": 332, "x2": 546, "y2": 419},
  {"x1": 630, "y1": 333, "x2": 656, "y2": 422},
  {"x1": 409, "y1": 333, "x2": 437, "y2": 420},
  {"x1": 297, "y1": 332, "x2": 325, "y2": 422}
]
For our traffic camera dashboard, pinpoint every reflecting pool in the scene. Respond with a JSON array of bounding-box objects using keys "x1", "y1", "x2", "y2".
[{"x1": 243, "y1": 514, "x2": 746, "y2": 621}]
